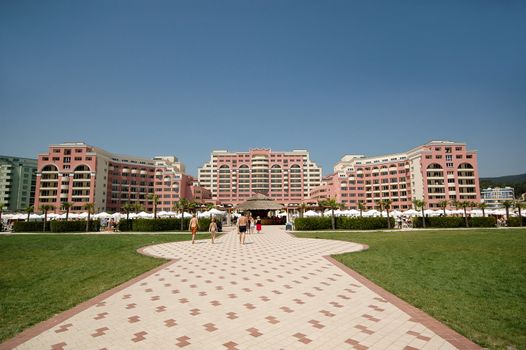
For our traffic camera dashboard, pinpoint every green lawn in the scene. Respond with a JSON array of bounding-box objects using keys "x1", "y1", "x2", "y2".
[
  {"x1": 294, "y1": 228, "x2": 526, "y2": 350},
  {"x1": 0, "y1": 233, "x2": 210, "y2": 342}
]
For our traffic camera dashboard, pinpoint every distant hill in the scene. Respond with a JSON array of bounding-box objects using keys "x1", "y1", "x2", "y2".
[{"x1": 480, "y1": 173, "x2": 526, "y2": 197}]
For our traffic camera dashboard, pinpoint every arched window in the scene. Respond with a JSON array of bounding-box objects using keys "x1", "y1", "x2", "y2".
[{"x1": 427, "y1": 163, "x2": 443, "y2": 170}]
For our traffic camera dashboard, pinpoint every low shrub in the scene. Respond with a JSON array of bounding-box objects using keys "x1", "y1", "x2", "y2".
[
  {"x1": 50, "y1": 220, "x2": 100, "y2": 232},
  {"x1": 413, "y1": 216, "x2": 497, "y2": 228},
  {"x1": 12, "y1": 221, "x2": 44, "y2": 232},
  {"x1": 470, "y1": 217, "x2": 497, "y2": 227},
  {"x1": 338, "y1": 217, "x2": 394, "y2": 230},
  {"x1": 508, "y1": 217, "x2": 526, "y2": 227},
  {"x1": 294, "y1": 216, "x2": 393, "y2": 231},
  {"x1": 294, "y1": 217, "x2": 332, "y2": 231},
  {"x1": 130, "y1": 218, "x2": 212, "y2": 232},
  {"x1": 413, "y1": 217, "x2": 464, "y2": 228},
  {"x1": 118, "y1": 219, "x2": 133, "y2": 232}
]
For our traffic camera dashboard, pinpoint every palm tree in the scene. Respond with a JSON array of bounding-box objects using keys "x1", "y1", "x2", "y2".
[
  {"x1": 457, "y1": 201, "x2": 470, "y2": 228},
  {"x1": 133, "y1": 202, "x2": 144, "y2": 214},
  {"x1": 177, "y1": 199, "x2": 190, "y2": 231},
  {"x1": 502, "y1": 200, "x2": 513, "y2": 224},
  {"x1": 40, "y1": 204, "x2": 55, "y2": 232},
  {"x1": 478, "y1": 202, "x2": 487, "y2": 217},
  {"x1": 0, "y1": 202, "x2": 5, "y2": 231},
  {"x1": 298, "y1": 202, "x2": 307, "y2": 218},
  {"x1": 358, "y1": 202, "x2": 366, "y2": 217},
  {"x1": 382, "y1": 199, "x2": 392, "y2": 229},
  {"x1": 318, "y1": 200, "x2": 327, "y2": 217},
  {"x1": 24, "y1": 205, "x2": 34, "y2": 222},
  {"x1": 148, "y1": 193, "x2": 160, "y2": 219},
  {"x1": 325, "y1": 198, "x2": 340, "y2": 230},
  {"x1": 375, "y1": 200, "x2": 384, "y2": 216},
  {"x1": 61, "y1": 202, "x2": 72, "y2": 221},
  {"x1": 438, "y1": 200, "x2": 449, "y2": 216},
  {"x1": 122, "y1": 202, "x2": 133, "y2": 221},
  {"x1": 514, "y1": 200, "x2": 524, "y2": 227},
  {"x1": 84, "y1": 202, "x2": 94, "y2": 232},
  {"x1": 412, "y1": 199, "x2": 426, "y2": 228}
]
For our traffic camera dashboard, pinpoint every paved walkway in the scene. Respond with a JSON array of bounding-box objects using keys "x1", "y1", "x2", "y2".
[{"x1": 6, "y1": 226, "x2": 479, "y2": 350}]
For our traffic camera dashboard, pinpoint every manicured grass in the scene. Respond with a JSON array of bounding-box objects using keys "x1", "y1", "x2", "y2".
[
  {"x1": 0, "y1": 233, "x2": 210, "y2": 342},
  {"x1": 294, "y1": 229, "x2": 526, "y2": 350}
]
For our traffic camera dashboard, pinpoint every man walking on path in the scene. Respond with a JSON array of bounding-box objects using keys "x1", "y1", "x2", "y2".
[
  {"x1": 237, "y1": 212, "x2": 248, "y2": 245},
  {"x1": 189, "y1": 214, "x2": 199, "y2": 244}
]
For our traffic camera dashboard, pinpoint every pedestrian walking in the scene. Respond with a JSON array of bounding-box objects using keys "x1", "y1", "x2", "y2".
[
  {"x1": 237, "y1": 212, "x2": 248, "y2": 245},
  {"x1": 189, "y1": 214, "x2": 199, "y2": 244},
  {"x1": 209, "y1": 217, "x2": 217, "y2": 244},
  {"x1": 256, "y1": 216, "x2": 262, "y2": 233}
]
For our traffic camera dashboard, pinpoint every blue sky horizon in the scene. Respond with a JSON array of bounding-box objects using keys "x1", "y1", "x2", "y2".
[{"x1": 1, "y1": 0, "x2": 525, "y2": 177}]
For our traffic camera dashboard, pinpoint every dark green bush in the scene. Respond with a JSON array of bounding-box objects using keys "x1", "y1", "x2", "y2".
[
  {"x1": 118, "y1": 219, "x2": 133, "y2": 232},
  {"x1": 50, "y1": 220, "x2": 100, "y2": 232},
  {"x1": 337, "y1": 217, "x2": 394, "y2": 230},
  {"x1": 13, "y1": 221, "x2": 44, "y2": 232},
  {"x1": 508, "y1": 217, "x2": 526, "y2": 227},
  {"x1": 130, "y1": 218, "x2": 212, "y2": 232},
  {"x1": 294, "y1": 216, "x2": 393, "y2": 231},
  {"x1": 470, "y1": 217, "x2": 497, "y2": 227},
  {"x1": 294, "y1": 217, "x2": 332, "y2": 231},
  {"x1": 413, "y1": 216, "x2": 496, "y2": 228},
  {"x1": 413, "y1": 217, "x2": 464, "y2": 228}
]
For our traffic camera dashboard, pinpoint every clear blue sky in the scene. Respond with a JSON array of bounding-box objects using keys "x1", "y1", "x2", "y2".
[{"x1": 1, "y1": 0, "x2": 525, "y2": 177}]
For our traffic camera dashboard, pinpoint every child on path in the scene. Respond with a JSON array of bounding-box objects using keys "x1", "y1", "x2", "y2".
[{"x1": 209, "y1": 217, "x2": 217, "y2": 244}]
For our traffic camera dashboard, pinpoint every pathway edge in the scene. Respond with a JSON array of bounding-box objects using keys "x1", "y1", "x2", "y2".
[{"x1": 324, "y1": 255, "x2": 482, "y2": 350}]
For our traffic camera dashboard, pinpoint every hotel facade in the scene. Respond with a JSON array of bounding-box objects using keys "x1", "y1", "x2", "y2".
[
  {"x1": 310, "y1": 141, "x2": 480, "y2": 210},
  {"x1": 198, "y1": 149, "x2": 322, "y2": 205},
  {"x1": 34, "y1": 143, "x2": 210, "y2": 213}
]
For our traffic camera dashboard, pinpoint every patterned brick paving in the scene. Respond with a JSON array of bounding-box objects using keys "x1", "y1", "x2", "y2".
[{"x1": 5, "y1": 225, "x2": 481, "y2": 349}]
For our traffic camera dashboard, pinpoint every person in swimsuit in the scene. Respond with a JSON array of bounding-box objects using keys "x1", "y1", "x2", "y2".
[
  {"x1": 189, "y1": 214, "x2": 199, "y2": 244},
  {"x1": 237, "y1": 212, "x2": 248, "y2": 245},
  {"x1": 209, "y1": 217, "x2": 217, "y2": 244}
]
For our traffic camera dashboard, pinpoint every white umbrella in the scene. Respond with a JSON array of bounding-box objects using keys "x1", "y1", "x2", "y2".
[
  {"x1": 198, "y1": 211, "x2": 210, "y2": 218},
  {"x1": 183, "y1": 212, "x2": 193, "y2": 218},
  {"x1": 94, "y1": 212, "x2": 111, "y2": 219},
  {"x1": 424, "y1": 209, "x2": 440, "y2": 217},
  {"x1": 363, "y1": 209, "x2": 379, "y2": 217},
  {"x1": 231, "y1": 212, "x2": 242, "y2": 218},
  {"x1": 209, "y1": 208, "x2": 225, "y2": 215},
  {"x1": 276, "y1": 211, "x2": 288, "y2": 218},
  {"x1": 345, "y1": 209, "x2": 361, "y2": 216},
  {"x1": 77, "y1": 212, "x2": 89, "y2": 219},
  {"x1": 402, "y1": 209, "x2": 419, "y2": 217},
  {"x1": 304, "y1": 210, "x2": 320, "y2": 217},
  {"x1": 157, "y1": 211, "x2": 170, "y2": 217},
  {"x1": 14, "y1": 213, "x2": 27, "y2": 220},
  {"x1": 390, "y1": 210, "x2": 403, "y2": 217},
  {"x1": 29, "y1": 213, "x2": 42, "y2": 220},
  {"x1": 136, "y1": 211, "x2": 152, "y2": 218}
]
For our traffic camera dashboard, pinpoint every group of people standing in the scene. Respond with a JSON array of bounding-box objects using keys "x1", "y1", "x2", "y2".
[{"x1": 188, "y1": 212, "x2": 262, "y2": 245}]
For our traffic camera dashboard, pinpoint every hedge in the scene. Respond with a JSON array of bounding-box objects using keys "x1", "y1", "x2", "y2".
[
  {"x1": 294, "y1": 217, "x2": 393, "y2": 231},
  {"x1": 13, "y1": 221, "x2": 44, "y2": 232},
  {"x1": 50, "y1": 220, "x2": 101, "y2": 232},
  {"x1": 13, "y1": 220, "x2": 100, "y2": 233},
  {"x1": 338, "y1": 217, "x2": 394, "y2": 230},
  {"x1": 118, "y1": 219, "x2": 133, "y2": 232},
  {"x1": 413, "y1": 216, "x2": 497, "y2": 228},
  {"x1": 131, "y1": 218, "x2": 212, "y2": 232},
  {"x1": 508, "y1": 217, "x2": 526, "y2": 227}
]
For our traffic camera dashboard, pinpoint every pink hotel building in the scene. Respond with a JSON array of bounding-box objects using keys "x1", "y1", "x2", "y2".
[
  {"x1": 198, "y1": 149, "x2": 322, "y2": 205},
  {"x1": 34, "y1": 143, "x2": 210, "y2": 213},
  {"x1": 310, "y1": 141, "x2": 480, "y2": 210}
]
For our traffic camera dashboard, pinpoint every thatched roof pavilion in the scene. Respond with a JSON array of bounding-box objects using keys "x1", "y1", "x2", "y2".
[{"x1": 234, "y1": 193, "x2": 284, "y2": 211}]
